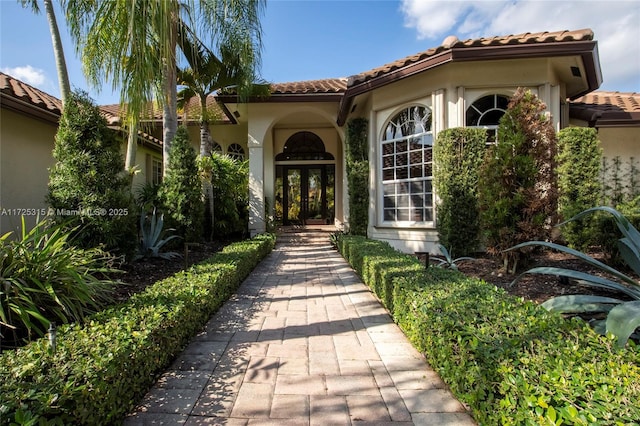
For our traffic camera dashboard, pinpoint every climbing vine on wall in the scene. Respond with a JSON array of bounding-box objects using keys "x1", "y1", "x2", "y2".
[{"x1": 346, "y1": 118, "x2": 369, "y2": 236}]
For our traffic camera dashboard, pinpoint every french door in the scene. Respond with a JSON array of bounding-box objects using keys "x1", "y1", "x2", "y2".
[{"x1": 276, "y1": 165, "x2": 334, "y2": 225}]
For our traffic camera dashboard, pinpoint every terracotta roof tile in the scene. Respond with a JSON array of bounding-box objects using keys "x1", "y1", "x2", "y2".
[
  {"x1": 0, "y1": 71, "x2": 62, "y2": 116},
  {"x1": 101, "y1": 95, "x2": 231, "y2": 123},
  {"x1": 270, "y1": 78, "x2": 347, "y2": 95},
  {"x1": 571, "y1": 91, "x2": 640, "y2": 112},
  {"x1": 348, "y1": 29, "x2": 594, "y2": 87},
  {"x1": 569, "y1": 91, "x2": 640, "y2": 126}
]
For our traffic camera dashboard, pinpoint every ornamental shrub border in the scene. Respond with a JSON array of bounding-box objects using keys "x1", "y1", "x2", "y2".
[
  {"x1": 0, "y1": 233, "x2": 276, "y2": 425},
  {"x1": 337, "y1": 235, "x2": 640, "y2": 425}
]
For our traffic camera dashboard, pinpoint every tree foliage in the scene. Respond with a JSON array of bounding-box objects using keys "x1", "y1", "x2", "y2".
[
  {"x1": 433, "y1": 127, "x2": 487, "y2": 257},
  {"x1": 478, "y1": 88, "x2": 558, "y2": 273},
  {"x1": 47, "y1": 91, "x2": 136, "y2": 258},
  {"x1": 556, "y1": 127, "x2": 602, "y2": 249},
  {"x1": 159, "y1": 126, "x2": 204, "y2": 243}
]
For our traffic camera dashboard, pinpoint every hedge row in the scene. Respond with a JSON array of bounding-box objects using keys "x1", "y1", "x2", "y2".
[
  {"x1": 0, "y1": 233, "x2": 276, "y2": 425},
  {"x1": 338, "y1": 235, "x2": 640, "y2": 425}
]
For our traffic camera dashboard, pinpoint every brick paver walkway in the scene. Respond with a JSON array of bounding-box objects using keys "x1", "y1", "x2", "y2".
[{"x1": 125, "y1": 229, "x2": 476, "y2": 425}]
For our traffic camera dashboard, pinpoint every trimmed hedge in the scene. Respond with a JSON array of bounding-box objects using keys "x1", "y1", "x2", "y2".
[
  {"x1": 337, "y1": 235, "x2": 640, "y2": 425},
  {"x1": 0, "y1": 233, "x2": 275, "y2": 425}
]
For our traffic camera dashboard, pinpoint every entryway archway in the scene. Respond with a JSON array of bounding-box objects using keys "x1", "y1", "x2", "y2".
[{"x1": 275, "y1": 131, "x2": 335, "y2": 225}]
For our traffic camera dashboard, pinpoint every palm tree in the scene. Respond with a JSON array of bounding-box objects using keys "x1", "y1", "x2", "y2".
[
  {"x1": 19, "y1": 0, "x2": 71, "y2": 107},
  {"x1": 65, "y1": 0, "x2": 265, "y2": 175}
]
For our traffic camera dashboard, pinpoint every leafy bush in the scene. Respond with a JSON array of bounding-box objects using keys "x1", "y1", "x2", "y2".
[
  {"x1": 557, "y1": 127, "x2": 602, "y2": 249},
  {"x1": 159, "y1": 126, "x2": 204, "y2": 243},
  {"x1": 0, "y1": 233, "x2": 275, "y2": 424},
  {"x1": 202, "y1": 152, "x2": 249, "y2": 238},
  {"x1": 345, "y1": 118, "x2": 369, "y2": 236},
  {"x1": 0, "y1": 217, "x2": 115, "y2": 347},
  {"x1": 47, "y1": 91, "x2": 136, "y2": 259},
  {"x1": 510, "y1": 206, "x2": 640, "y2": 347},
  {"x1": 134, "y1": 181, "x2": 162, "y2": 214},
  {"x1": 478, "y1": 88, "x2": 558, "y2": 273},
  {"x1": 338, "y1": 235, "x2": 640, "y2": 425},
  {"x1": 433, "y1": 128, "x2": 487, "y2": 257}
]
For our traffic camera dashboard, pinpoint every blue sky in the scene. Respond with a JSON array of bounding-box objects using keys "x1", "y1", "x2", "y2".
[{"x1": 1, "y1": 0, "x2": 639, "y2": 106}]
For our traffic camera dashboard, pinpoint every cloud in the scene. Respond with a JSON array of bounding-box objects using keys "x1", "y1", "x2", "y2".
[
  {"x1": 400, "y1": 0, "x2": 640, "y2": 92},
  {"x1": 1, "y1": 65, "x2": 49, "y2": 87}
]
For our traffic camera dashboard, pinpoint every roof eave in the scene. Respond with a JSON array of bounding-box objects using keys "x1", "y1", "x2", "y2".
[
  {"x1": 1, "y1": 92, "x2": 61, "y2": 124},
  {"x1": 218, "y1": 93, "x2": 343, "y2": 104},
  {"x1": 337, "y1": 40, "x2": 602, "y2": 126}
]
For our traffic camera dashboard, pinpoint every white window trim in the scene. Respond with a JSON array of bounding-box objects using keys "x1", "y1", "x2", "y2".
[{"x1": 376, "y1": 101, "x2": 435, "y2": 229}]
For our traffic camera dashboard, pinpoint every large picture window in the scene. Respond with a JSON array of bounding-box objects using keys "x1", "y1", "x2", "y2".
[
  {"x1": 381, "y1": 105, "x2": 433, "y2": 223},
  {"x1": 466, "y1": 94, "x2": 509, "y2": 143}
]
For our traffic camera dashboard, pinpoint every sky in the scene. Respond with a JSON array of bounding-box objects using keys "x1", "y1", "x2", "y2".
[{"x1": 1, "y1": 0, "x2": 639, "y2": 107}]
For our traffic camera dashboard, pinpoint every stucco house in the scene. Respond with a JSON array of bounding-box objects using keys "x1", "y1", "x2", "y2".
[
  {"x1": 1, "y1": 28, "x2": 638, "y2": 253},
  {"x1": 0, "y1": 72, "x2": 163, "y2": 236},
  {"x1": 216, "y1": 28, "x2": 639, "y2": 253}
]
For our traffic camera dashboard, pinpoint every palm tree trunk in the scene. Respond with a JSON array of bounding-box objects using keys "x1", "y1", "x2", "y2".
[
  {"x1": 43, "y1": 0, "x2": 70, "y2": 106},
  {"x1": 125, "y1": 120, "x2": 137, "y2": 171},
  {"x1": 162, "y1": 57, "x2": 178, "y2": 175}
]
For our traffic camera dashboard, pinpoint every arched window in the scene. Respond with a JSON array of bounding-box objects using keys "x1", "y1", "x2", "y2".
[
  {"x1": 275, "y1": 131, "x2": 334, "y2": 161},
  {"x1": 466, "y1": 94, "x2": 509, "y2": 143},
  {"x1": 211, "y1": 141, "x2": 222, "y2": 154},
  {"x1": 227, "y1": 143, "x2": 245, "y2": 161},
  {"x1": 381, "y1": 105, "x2": 433, "y2": 223}
]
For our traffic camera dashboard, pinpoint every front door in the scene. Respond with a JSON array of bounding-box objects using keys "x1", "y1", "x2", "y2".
[{"x1": 276, "y1": 165, "x2": 334, "y2": 225}]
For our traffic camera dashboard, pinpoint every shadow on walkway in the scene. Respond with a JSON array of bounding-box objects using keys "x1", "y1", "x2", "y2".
[{"x1": 124, "y1": 229, "x2": 476, "y2": 425}]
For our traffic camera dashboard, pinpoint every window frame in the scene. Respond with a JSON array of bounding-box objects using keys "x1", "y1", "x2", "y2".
[
  {"x1": 151, "y1": 157, "x2": 163, "y2": 185},
  {"x1": 227, "y1": 143, "x2": 245, "y2": 161},
  {"x1": 465, "y1": 93, "x2": 510, "y2": 144},
  {"x1": 378, "y1": 104, "x2": 434, "y2": 228}
]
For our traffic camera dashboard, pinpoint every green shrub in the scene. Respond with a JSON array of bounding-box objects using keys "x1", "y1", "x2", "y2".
[
  {"x1": 345, "y1": 118, "x2": 369, "y2": 236},
  {"x1": 338, "y1": 235, "x2": 640, "y2": 425},
  {"x1": 0, "y1": 217, "x2": 115, "y2": 347},
  {"x1": 201, "y1": 153, "x2": 249, "y2": 238},
  {"x1": 47, "y1": 91, "x2": 136, "y2": 259},
  {"x1": 479, "y1": 88, "x2": 558, "y2": 273},
  {"x1": 159, "y1": 126, "x2": 205, "y2": 243},
  {"x1": 557, "y1": 127, "x2": 602, "y2": 249},
  {"x1": 433, "y1": 128, "x2": 487, "y2": 257},
  {"x1": 0, "y1": 233, "x2": 275, "y2": 425}
]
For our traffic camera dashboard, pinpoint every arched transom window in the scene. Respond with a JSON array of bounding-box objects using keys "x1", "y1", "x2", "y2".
[
  {"x1": 211, "y1": 141, "x2": 223, "y2": 154},
  {"x1": 275, "y1": 131, "x2": 334, "y2": 161},
  {"x1": 227, "y1": 143, "x2": 245, "y2": 161},
  {"x1": 466, "y1": 94, "x2": 509, "y2": 143},
  {"x1": 381, "y1": 105, "x2": 433, "y2": 223}
]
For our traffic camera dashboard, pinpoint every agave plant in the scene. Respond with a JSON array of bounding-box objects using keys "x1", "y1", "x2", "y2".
[
  {"x1": 135, "y1": 210, "x2": 181, "y2": 260},
  {"x1": 508, "y1": 206, "x2": 640, "y2": 347},
  {"x1": 432, "y1": 244, "x2": 475, "y2": 270}
]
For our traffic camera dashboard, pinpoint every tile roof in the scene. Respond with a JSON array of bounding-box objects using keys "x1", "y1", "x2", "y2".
[
  {"x1": 569, "y1": 91, "x2": 640, "y2": 126},
  {"x1": 0, "y1": 71, "x2": 62, "y2": 121},
  {"x1": 336, "y1": 28, "x2": 599, "y2": 125},
  {"x1": 270, "y1": 78, "x2": 347, "y2": 95},
  {"x1": 1, "y1": 72, "x2": 163, "y2": 147},
  {"x1": 348, "y1": 29, "x2": 595, "y2": 87},
  {"x1": 101, "y1": 95, "x2": 232, "y2": 124}
]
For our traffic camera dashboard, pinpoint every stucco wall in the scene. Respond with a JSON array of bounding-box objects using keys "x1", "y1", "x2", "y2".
[
  {"x1": 360, "y1": 58, "x2": 567, "y2": 254},
  {"x1": 0, "y1": 108, "x2": 57, "y2": 236},
  {"x1": 243, "y1": 102, "x2": 345, "y2": 234}
]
